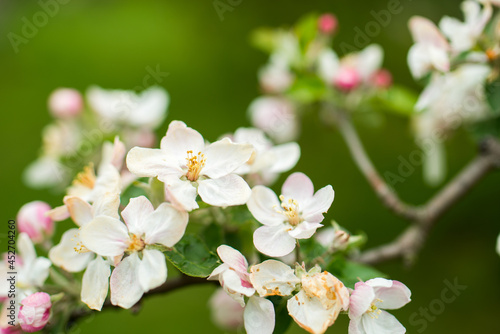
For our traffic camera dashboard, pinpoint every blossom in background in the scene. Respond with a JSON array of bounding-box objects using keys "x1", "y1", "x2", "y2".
[
  {"x1": 348, "y1": 278, "x2": 411, "y2": 334},
  {"x1": 407, "y1": 16, "x2": 450, "y2": 79},
  {"x1": 16, "y1": 201, "x2": 54, "y2": 244},
  {"x1": 228, "y1": 127, "x2": 300, "y2": 186},
  {"x1": 127, "y1": 121, "x2": 254, "y2": 211},
  {"x1": 315, "y1": 221, "x2": 363, "y2": 252},
  {"x1": 248, "y1": 97, "x2": 299, "y2": 144},
  {"x1": 208, "y1": 288, "x2": 245, "y2": 331},
  {"x1": 247, "y1": 172, "x2": 334, "y2": 257},
  {"x1": 48, "y1": 88, "x2": 83, "y2": 119},
  {"x1": 87, "y1": 86, "x2": 169, "y2": 130},
  {"x1": 318, "y1": 44, "x2": 384, "y2": 91},
  {"x1": 80, "y1": 196, "x2": 188, "y2": 308},
  {"x1": 18, "y1": 292, "x2": 51, "y2": 333},
  {"x1": 318, "y1": 13, "x2": 338, "y2": 35},
  {"x1": 258, "y1": 56, "x2": 295, "y2": 94}
]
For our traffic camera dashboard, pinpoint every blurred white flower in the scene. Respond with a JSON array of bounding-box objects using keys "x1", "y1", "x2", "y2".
[
  {"x1": 208, "y1": 288, "x2": 245, "y2": 330},
  {"x1": 48, "y1": 88, "x2": 83, "y2": 119}
]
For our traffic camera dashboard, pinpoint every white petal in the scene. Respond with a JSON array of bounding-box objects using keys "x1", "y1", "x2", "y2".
[
  {"x1": 92, "y1": 164, "x2": 121, "y2": 201},
  {"x1": 357, "y1": 44, "x2": 384, "y2": 80},
  {"x1": 202, "y1": 138, "x2": 254, "y2": 179},
  {"x1": 126, "y1": 147, "x2": 180, "y2": 178},
  {"x1": 217, "y1": 245, "x2": 249, "y2": 274},
  {"x1": 409, "y1": 16, "x2": 449, "y2": 49},
  {"x1": 360, "y1": 311, "x2": 406, "y2": 334},
  {"x1": 367, "y1": 279, "x2": 411, "y2": 310},
  {"x1": 28, "y1": 257, "x2": 52, "y2": 288},
  {"x1": 288, "y1": 222, "x2": 322, "y2": 239},
  {"x1": 266, "y1": 142, "x2": 300, "y2": 173},
  {"x1": 244, "y1": 296, "x2": 275, "y2": 334},
  {"x1": 49, "y1": 228, "x2": 94, "y2": 272},
  {"x1": 249, "y1": 260, "x2": 299, "y2": 297},
  {"x1": 253, "y1": 225, "x2": 296, "y2": 257},
  {"x1": 287, "y1": 290, "x2": 337, "y2": 334},
  {"x1": 80, "y1": 216, "x2": 130, "y2": 257},
  {"x1": 64, "y1": 196, "x2": 93, "y2": 227},
  {"x1": 92, "y1": 192, "x2": 120, "y2": 220},
  {"x1": 208, "y1": 263, "x2": 230, "y2": 280},
  {"x1": 281, "y1": 172, "x2": 314, "y2": 203},
  {"x1": 18, "y1": 232, "x2": 36, "y2": 265},
  {"x1": 348, "y1": 318, "x2": 364, "y2": 334},
  {"x1": 198, "y1": 174, "x2": 251, "y2": 207},
  {"x1": 302, "y1": 185, "x2": 335, "y2": 223},
  {"x1": 110, "y1": 253, "x2": 144, "y2": 309},
  {"x1": 46, "y1": 205, "x2": 70, "y2": 221},
  {"x1": 317, "y1": 48, "x2": 339, "y2": 84},
  {"x1": 128, "y1": 87, "x2": 169, "y2": 127},
  {"x1": 246, "y1": 186, "x2": 283, "y2": 226},
  {"x1": 160, "y1": 120, "x2": 205, "y2": 164},
  {"x1": 349, "y1": 282, "x2": 376, "y2": 320},
  {"x1": 138, "y1": 249, "x2": 167, "y2": 291},
  {"x1": 162, "y1": 174, "x2": 199, "y2": 212},
  {"x1": 81, "y1": 256, "x2": 111, "y2": 311},
  {"x1": 121, "y1": 196, "x2": 155, "y2": 236},
  {"x1": 143, "y1": 203, "x2": 189, "y2": 247},
  {"x1": 221, "y1": 269, "x2": 255, "y2": 297}
]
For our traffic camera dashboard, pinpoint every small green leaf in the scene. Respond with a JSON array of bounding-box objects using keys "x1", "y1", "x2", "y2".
[
  {"x1": 294, "y1": 13, "x2": 320, "y2": 51},
  {"x1": 372, "y1": 85, "x2": 418, "y2": 117},
  {"x1": 200, "y1": 222, "x2": 224, "y2": 250},
  {"x1": 165, "y1": 234, "x2": 220, "y2": 277},
  {"x1": 287, "y1": 76, "x2": 326, "y2": 103},
  {"x1": 250, "y1": 27, "x2": 279, "y2": 54}
]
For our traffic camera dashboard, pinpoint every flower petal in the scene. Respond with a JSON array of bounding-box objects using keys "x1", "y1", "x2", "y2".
[
  {"x1": 49, "y1": 228, "x2": 94, "y2": 272},
  {"x1": 143, "y1": 203, "x2": 189, "y2": 247},
  {"x1": 349, "y1": 282, "x2": 376, "y2": 320},
  {"x1": 81, "y1": 256, "x2": 111, "y2": 311},
  {"x1": 64, "y1": 196, "x2": 93, "y2": 227},
  {"x1": 360, "y1": 310, "x2": 406, "y2": 334},
  {"x1": 253, "y1": 225, "x2": 296, "y2": 257},
  {"x1": 217, "y1": 245, "x2": 249, "y2": 274},
  {"x1": 221, "y1": 269, "x2": 255, "y2": 297},
  {"x1": 80, "y1": 216, "x2": 130, "y2": 257},
  {"x1": 281, "y1": 172, "x2": 314, "y2": 203},
  {"x1": 92, "y1": 191, "x2": 121, "y2": 220},
  {"x1": 366, "y1": 279, "x2": 411, "y2": 310},
  {"x1": 249, "y1": 260, "x2": 299, "y2": 297},
  {"x1": 246, "y1": 186, "x2": 283, "y2": 226},
  {"x1": 138, "y1": 249, "x2": 167, "y2": 292},
  {"x1": 198, "y1": 174, "x2": 251, "y2": 207},
  {"x1": 288, "y1": 221, "x2": 322, "y2": 239},
  {"x1": 302, "y1": 185, "x2": 335, "y2": 223},
  {"x1": 266, "y1": 142, "x2": 300, "y2": 173},
  {"x1": 126, "y1": 147, "x2": 179, "y2": 178},
  {"x1": 244, "y1": 296, "x2": 275, "y2": 334},
  {"x1": 110, "y1": 253, "x2": 144, "y2": 309},
  {"x1": 202, "y1": 138, "x2": 254, "y2": 179},
  {"x1": 287, "y1": 289, "x2": 336, "y2": 334},
  {"x1": 162, "y1": 174, "x2": 199, "y2": 212},
  {"x1": 160, "y1": 120, "x2": 205, "y2": 164},
  {"x1": 121, "y1": 196, "x2": 155, "y2": 236}
]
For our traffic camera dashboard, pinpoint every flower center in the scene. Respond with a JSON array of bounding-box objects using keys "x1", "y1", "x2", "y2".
[
  {"x1": 127, "y1": 234, "x2": 145, "y2": 252},
  {"x1": 185, "y1": 150, "x2": 206, "y2": 181},
  {"x1": 72, "y1": 233, "x2": 90, "y2": 254},
  {"x1": 279, "y1": 195, "x2": 302, "y2": 226},
  {"x1": 366, "y1": 298, "x2": 383, "y2": 319},
  {"x1": 72, "y1": 164, "x2": 96, "y2": 189}
]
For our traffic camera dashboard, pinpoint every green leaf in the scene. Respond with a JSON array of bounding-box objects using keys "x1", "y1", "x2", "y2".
[
  {"x1": 287, "y1": 76, "x2": 326, "y2": 103},
  {"x1": 372, "y1": 85, "x2": 418, "y2": 117},
  {"x1": 165, "y1": 234, "x2": 220, "y2": 277},
  {"x1": 199, "y1": 222, "x2": 224, "y2": 250},
  {"x1": 294, "y1": 13, "x2": 320, "y2": 51},
  {"x1": 339, "y1": 261, "x2": 386, "y2": 289},
  {"x1": 250, "y1": 27, "x2": 279, "y2": 54}
]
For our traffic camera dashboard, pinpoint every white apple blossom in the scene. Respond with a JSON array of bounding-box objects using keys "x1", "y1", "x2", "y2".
[
  {"x1": 80, "y1": 196, "x2": 188, "y2": 309},
  {"x1": 348, "y1": 278, "x2": 411, "y2": 334},
  {"x1": 229, "y1": 127, "x2": 300, "y2": 186},
  {"x1": 126, "y1": 121, "x2": 254, "y2": 211},
  {"x1": 248, "y1": 97, "x2": 299, "y2": 144},
  {"x1": 247, "y1": 172, "x2": 334, "y2": 257},
  {"x1": 407, "y1": 16, "x2": 450, "y2": 79},
  {"x1": 258, "y1": 56, "x2": 295, "y2": 93},
  {"x1": 439, "y1": 1, "x2": 492, "y2": 53},
  {"x1": 87, "y1": 86, "x2": 169, "y2": 129}
]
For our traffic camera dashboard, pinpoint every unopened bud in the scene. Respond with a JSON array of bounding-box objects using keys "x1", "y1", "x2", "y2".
[
  {"x1": 17, "y1": 201, "x2": 54, "y2": 243},
  {"x1": 335, "y1": 67, "x2": 361, "y2": 91},
  {"x1": 19, "y1": 292, "x2": 52, "y2": 333},
  {"x1": 370, "y1": 69, "x2": 392, "y2": 88},
  {"x1": 48, "y1": 88, "x2": 83, "y2": 118},
  {"x1": 318, "y1": 13, "x2": 338, "y2": 35}
]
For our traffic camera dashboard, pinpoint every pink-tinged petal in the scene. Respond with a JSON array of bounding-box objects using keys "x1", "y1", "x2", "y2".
[
  {"x1": 253, "y1": 225, "x2": 296, "y2": 257},
  {"x1": 202, "y1": 138, "x2": 254, "y2": 179},
  {"x1": 349, "y1": 282, "x2": 375, "y2": 320},
  {"x1": 138, "y1": 249, "x2": 167, "y2": 292},
  {"x1": 249, "y1": 260, "x2": 299, "y2": 297},
  {"x1": 110, "y1": 253, "x2": 144, "y2": 309},
  {"x1": 81, "y1": 256, "x2": 111, "y2": 311},
  {"x1": 360, "y1": 310, "x2": 406, "y2": 334},
  {"x1": 348, "y1": 318, "x2": 364, "y2": 334},
  {"x1": 143, "y1": 203, "x2": 189, "y2": 247},
  {"x1": 126, "y1": 147, "x2": 179, "y2": 177},
  {"x1": 281, "y1": 172, "x2": 314, "y2": 203},
  {"x1": 367, "y1": 279, "x2": 411, "y2": 310},
  {"x1": 244, "y1": 296, "x2": 275, "y2": 334},
  {"x1": 162, "y1": 174, "x2": 199, "y2": 212},
  {"x1": 287, "y1": 290, "x2": 336, "y2": 334},
  {"x1": 79, "y1": 216, "x2": 129, "y2": 257},
  {"x1": 302, "y1": 185, "x2": 335, "y2": 223},
  {"x1": 198, "y1": 174, "x2": 251, "y2": 207},
  {"x1": 46, "y1": 205, "x2": 70, "y2": 222},
  {"x1": 288, "y1": 222, "x2": 323, "y2": 239},
  {"x1": 266, "y1": 142, "x2": 300, "y2": 173},
  {"x1": 19, "y1": 292, "x2": 51, "y2": 333},
  {"x1": 64, "y1": 196, "x2": 93, "y2": 227},
  {"x1": 17, "y1": 201, "x2": 53, "y2": 243},
  {"x1": 209, "y1": 288, "x2": 245, "y2": 331},
  {"x1": 409, "y1": 16, "x2": 449, "y2": 49},
  {"x1": 221, "y1": 269, "x2": 255, "y2": 297},
  {"x1": 100, "y1": 136, "x2": 126, "y2": 171},
  {"x1": 246, "y1": 186, "x2": 283, "y2": 226},
  {"x1": 217, "y1": 245, "x2": 249, "y2": 274},
  {"x1": 121, "y1": 196, "x2": 155, "y2": 236},
  {"x1": 48, "y1": 228, "x2": 94, "y2": 272},
  {"x1": 160, "y1": 121, "x2": 205, "y2": 164},
  {"x1": 208, "y1": 263, "x2": 230, "y2": 280}
]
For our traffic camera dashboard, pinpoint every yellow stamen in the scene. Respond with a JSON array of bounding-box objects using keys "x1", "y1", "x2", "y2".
[
  {"x1": 278, "y1": 195, "x2": 302, "y2": 226},
  {"x1": 127, "y1": 234, "x2": 145, "y2": 252},
  {"x1": 185, "y1": 150, "x2": 206, "y2": 181},
  {"x1": 72, "y1": 164, "x2": 96, "y2": 189},
  {"x1": 366, "y1": 298, "x2": 383, "y2": 319}
]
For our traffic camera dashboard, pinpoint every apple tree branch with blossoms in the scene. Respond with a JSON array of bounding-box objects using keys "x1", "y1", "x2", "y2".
[{"x1": 3, "y1": 1, "x2": 500, "y2": 333}]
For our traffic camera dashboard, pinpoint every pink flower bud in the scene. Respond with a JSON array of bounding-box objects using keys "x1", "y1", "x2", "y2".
[
  {"x1": 318, "y1": 13, "x2": 338, "y2": 35},
  {"x1": 370, "y1": 68, "x2": 392, "y2": 88},
  {"x1": 19, "y1": 293, "x2": 52, "y2": 333},
  {"x1": 48, "y1": 88, "x2": 83, "y2": 118},
  {"x1": 1, "y1": 325, "x2": 23, "y2": 334},
  {"x1": 209, "y1": 289, "x2": 244, "y2": 330},
  {"x1": 334, "y1": 67, "x2": 361, "y2": 91},
  {"x1": 17, "y1": 201, "x2": 54, "y2": 243}
]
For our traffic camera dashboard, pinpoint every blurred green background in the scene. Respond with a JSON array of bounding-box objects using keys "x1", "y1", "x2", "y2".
[{"x1": 1, "y1": 0, "x2": 499, "y2": 333}]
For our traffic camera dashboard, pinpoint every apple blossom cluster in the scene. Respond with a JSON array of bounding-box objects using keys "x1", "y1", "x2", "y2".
[{"x1": 408, "y1": 0, "x2": 500, "y2": 185}]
